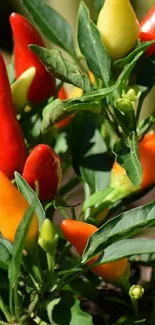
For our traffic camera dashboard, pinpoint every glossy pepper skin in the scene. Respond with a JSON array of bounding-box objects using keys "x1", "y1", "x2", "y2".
[
  {"x1": 97, "y1": 0, "x2": 139, "y2": 60},
  {"x1": 111, "y1": 133, "x2": 155, "y2": 190},
  {"x1": 10, "y1": 13, "x2": 56, "y2": 103},
  {"x1": 0, "y1": 53, "x2": 27, "y2": 179},
  {"x1": 139, "y1": 5, "x2": 155, "y2": 57},
  {"x1": 0, "y1": 171, "x2": 38, "y2": 245},
  {"x1": 61, "y1": 220, "x2": 129, "y2": 282},
  {"x1": 22, "y1": 144, "x2": 62, "y2": 201}
]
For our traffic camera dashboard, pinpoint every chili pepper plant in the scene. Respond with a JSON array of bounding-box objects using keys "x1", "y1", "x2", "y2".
[{"x1": 1, "y1": 0, "x2": 155, "y2": 324}]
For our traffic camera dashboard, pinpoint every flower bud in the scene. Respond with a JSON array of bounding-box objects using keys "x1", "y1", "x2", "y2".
[
  {"x1": 129, "y1": 285, "x2": 144, "y2": 300},
  {"x1": 115, "y1": 98, "x2": 134, "y2": 113},
  {"x1": 38, "y1": 219, "x2": 58, "y2": 254}
]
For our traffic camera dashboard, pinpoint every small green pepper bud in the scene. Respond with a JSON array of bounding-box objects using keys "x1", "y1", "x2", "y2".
[
  {"x1": 11, "y1": 67, "x2": 36, "y2": 112},
  {"x1": 38, "y1": 219, "x2": 58, "y2": 254},
  {"x1": 129, "y1": 285, "x2": 144, "y2": 300}
]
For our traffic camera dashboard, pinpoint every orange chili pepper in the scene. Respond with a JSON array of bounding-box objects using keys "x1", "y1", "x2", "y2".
[
  {"x1": 61, "y1": 220, "x2": 129, "y2": 282},
  {"x1": 0, "y1": 171, "x2": 39, "y2": 246},
  {"x1": 112, "y1": 133, "x2": 155, "y2": 190}
]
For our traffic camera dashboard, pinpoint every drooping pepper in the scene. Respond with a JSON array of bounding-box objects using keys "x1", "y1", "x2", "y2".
[
  {"x1": 61, "y1": 220, "x2": 129, "y2": 282},
  {"x1": 111, "y1": 133, "x2": 155, "y2": 192},
  {"x1": 97, "y1": 0, "x2": 139, "y2": 59},
  {"x1": 22, "y1": 144, "x2": 62, "y2": 201},
  {"x1": 10, "y1": 13, "x2": 56, "y2": 103},
  {"x1": 0, "y1": 171, "x2": 38, "y2": 245},
  {"x1": 0, "y1": 53, "x2": 27, "y2": 179},
  {"x1": 139, "y1": 5, "x2": 155, "y2": 57}
]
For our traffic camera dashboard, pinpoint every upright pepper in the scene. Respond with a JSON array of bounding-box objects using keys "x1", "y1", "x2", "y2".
[
  {"x1": 139, "y1": 5, "x2": 155, "y2": 57},
  {"x1": 22, "y1": 144, "x2": 62, "y2": 201},
  {"x1": 0, "y1": 171, "x2": 38, "y2": 246},
  {"x1": 111, "y1": 133, "x2": 155, "y2": 191},
  {"x1": 0, "y1": 53, "x2": 27, "y2": 179},
  {"x1": 61, "y1": 220, "x2": 129, "y2": 282},
  {"x1": 10, "y1": 13, "x2": 56, "y2": 103},
  {"x1": 97, "y1": 0, "x2": 139, "y2": 59}
]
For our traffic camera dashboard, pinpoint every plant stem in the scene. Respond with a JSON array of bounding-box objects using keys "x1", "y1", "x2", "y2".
[
  {"x1": 9, "y1": 286, "x2": 13, "y2": 318},
  {"x1": 46, "y1": 253, "x2": 55, "y2": 286},
  {"x1": 0, "y1": 296, "x2": 12, "y2": 323},
  {"x1": 14, "y1": 281, "x2": 20, "y2": 323},
  {"x1": 130, "y1": 297, "x2": 139, "y2": 319},
  {"x1": 28, "y1": 294, "x2": 39, "y2": 315}
]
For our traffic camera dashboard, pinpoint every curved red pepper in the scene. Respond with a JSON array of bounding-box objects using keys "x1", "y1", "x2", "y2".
[
  {"x1": 139, "y1": 5, "x2": 155, "y2": 56},
  {"x1": 22, "y1": 144, "x2": 62, "y2": 201},
  {"x1": 10, "y1": 13, "x2": 56, "y2": 103},
  {"x1": 0, "y1": 53, "x2": 27, "y2": 179}
]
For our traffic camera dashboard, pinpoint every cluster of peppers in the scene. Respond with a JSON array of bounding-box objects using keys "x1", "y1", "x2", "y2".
[{"x1": 0, "y1": 2, "x2": 155, "y2": 285}]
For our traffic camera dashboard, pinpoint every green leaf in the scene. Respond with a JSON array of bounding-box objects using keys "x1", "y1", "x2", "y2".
[
  {"x1": 47, "y1": 295, "x2": 93, "y2": 325},
  {"x1": 83, "y1": 187, "x2": 114, "y2": 210},
  {"x1": 118, "y1": 52, "x2": 144, "y2": 87},
  {"x1": 78, "y1": 1, "x2": 111, "y2": 86},
  {"x1": 113, "y1": 132, "x2": 142, "y2": 187},
  {"x1": 30, "y1": 46, "x2": 91, "y2": 92},
  {"x1": 82, "y1": 200, "x2": 155, "y2": 263},
  {"x1": 0, "y1": 237, "x2": 12, "y2": 270},
  {"x1": 41, "y1": 84, "x2": 117, "y2": 132},
  {"x1": 65, "y1": 102, "x2": 102, "y2": 114},
  {"x1": 47, "y1": 298, "x2": 61, "y2": 325},
  {"x1": 114, "y1": 41, "x2": 155, "y2": 68},
  {"x1": 8, "y1": 204, "x2": 36, "y2": 286},
  {"x1": 94, "y1": 239, "x2": 155, "y2": 266},
  {"x1": 42, "y1": 99, "x2": 66, "y2": 133},
  {"x1": 67, "y1": 83, "x2": 118, "y2": 103},
  {"x1": 15, "y1": 172, "x2": 45, "y2": 229},
  {"x1": 70, "y1": 299, "x2": 93, "y2": 325},
  {"x1": 22, "y1": 0, "x2": 75, "y2": 56}
]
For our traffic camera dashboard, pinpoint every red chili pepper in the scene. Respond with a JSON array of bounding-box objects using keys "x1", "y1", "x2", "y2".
[
  {"x1": 10, "y1": 13, "x2": 56, "y2": 103},
  {"x1": 22, "y1": 144, "x2": 62, "y2": 201},
  {"x1": 0, "y1": 53, "x2": 27, "y2": 179},
  {"x1": 61, "y1": 220, "x2": 129, "y2": 283},
  {"x1": 139, "y1": 5, "x2": 155, "y2": 56},
  {"x1": 55, "y1": 87, "x2": 74, "y2": 129},
  {"x1": 58, "y1": 87, "x2": 68, "y2": 101}
]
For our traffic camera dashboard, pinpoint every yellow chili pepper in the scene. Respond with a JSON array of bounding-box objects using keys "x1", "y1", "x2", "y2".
[
  {"x1": 0, "y1": 171, "x2": 39, "y2": 245},
  {"x1": 97, "y1": 0, "x2": 139, "y2": 60}
]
